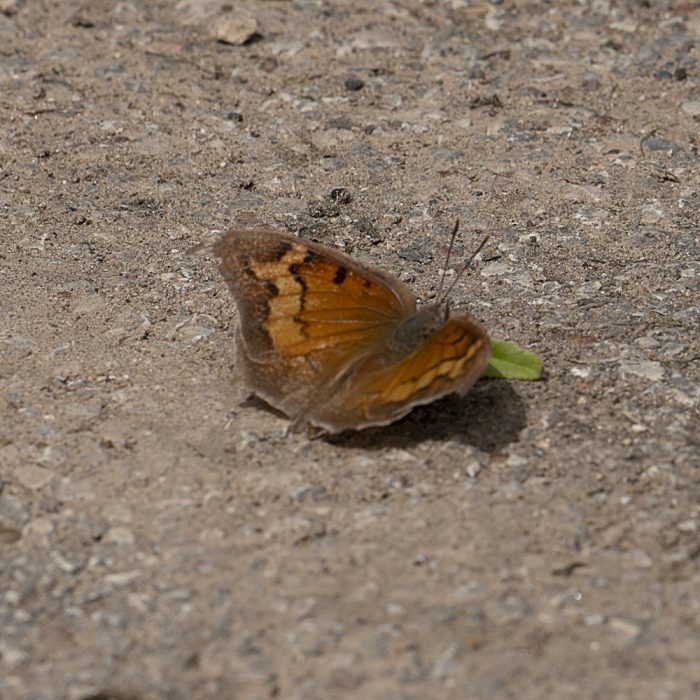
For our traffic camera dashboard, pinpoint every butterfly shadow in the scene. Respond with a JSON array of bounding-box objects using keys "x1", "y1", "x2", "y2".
[{"x1": 325, "y1": 380, "x2": 527, "y2": 452}]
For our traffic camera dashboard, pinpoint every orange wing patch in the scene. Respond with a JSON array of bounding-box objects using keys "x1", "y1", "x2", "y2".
[
  {"x1": 248, "y1": 244, "x2": 408, "y2": 361},
  {"x1": 379, "y1": 321, "x2": 486, "y2": 402}
]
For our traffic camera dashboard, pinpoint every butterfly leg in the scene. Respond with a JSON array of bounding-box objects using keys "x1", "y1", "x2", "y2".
[{"x1": 287, "y1": 411, "x2": 326, "y2": 438}]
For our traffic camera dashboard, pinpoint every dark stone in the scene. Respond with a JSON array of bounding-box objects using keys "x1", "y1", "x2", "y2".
[{"x1": 344, "y1": 77, "x2": 365, "y2": 91}]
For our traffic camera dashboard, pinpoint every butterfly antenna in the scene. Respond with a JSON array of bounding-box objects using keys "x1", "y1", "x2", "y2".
[
  {"x1": 436, "y1": 220, "x2": 460, "y2": 301},
  {"x1": 440, "y1": 233, "x2": 490, "y2": 304}
]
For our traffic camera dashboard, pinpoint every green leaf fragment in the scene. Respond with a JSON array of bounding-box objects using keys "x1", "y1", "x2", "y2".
[{"x1": 483, "y1": 339, "x2": 544, "y2": 381}]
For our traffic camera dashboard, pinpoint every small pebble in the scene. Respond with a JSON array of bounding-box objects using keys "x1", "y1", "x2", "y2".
[
  {"x1": 344, "y1": 77, "x2": 365, "y2": 91},
  {"x1": 104, "y1": 571, "x2": 141, "y2": 586},
  {"x1": 620, "y1": 361, "x2": 664, "y2": 381},
  {"x1": 584, "y1": 613, "x2": 606, "y2": 626},
  {"x1": 640, "y1": 203, "x2": 664, "y2": 224},
  {"x1": 23, "y1": 518, "x2": 54, "y2": 538},
  {"x1": 609, "y1": 617, "x2": 642, "y2": 638},
  {"x1": 0, "y1": 495, "x2": 30, "y2": 528},
  {"x1": 330, "y1": 187, "x2": 352, "y2": 203},
  {"x1": 681, "y1": 100, "x2": 700, "y2": 117},
  {"x1": 466, "y1": 462, "x2": 482, "y2": 479},
  {"x1": 213, "y1": 15, "x2": 260, "y2": 45},
  {"x1": 13, "y1": 465, "x2": 55, "y2": 490},
  {"x1": 0, "y1": 527, "x2": 21, "y2": 544},
  {"x1": 103, "y1": 527, "x2": 135, "y2": 545}
]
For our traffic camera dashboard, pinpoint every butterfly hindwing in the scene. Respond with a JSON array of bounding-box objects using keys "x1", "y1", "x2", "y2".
[{"x1": 307, "y1": 315, "x2": 491, "y2": 431}]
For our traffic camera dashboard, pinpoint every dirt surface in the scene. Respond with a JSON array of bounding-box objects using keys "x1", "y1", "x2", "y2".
[{"x1": 1, "y1": 1, "x2": 699, "y2": 698}]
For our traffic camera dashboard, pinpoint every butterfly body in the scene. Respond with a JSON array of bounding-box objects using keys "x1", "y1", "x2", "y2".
[
  {"x1": 213, "y1": 226, "x2": 491, "y2": 433},
  {"x1": 389, "y1": 304, "x2": 448, "y2": 354}
]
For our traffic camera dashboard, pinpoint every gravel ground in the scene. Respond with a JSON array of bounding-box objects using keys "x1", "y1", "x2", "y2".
[{"x1": 1, "y1": 1, "x2": 699, "y2": 698}]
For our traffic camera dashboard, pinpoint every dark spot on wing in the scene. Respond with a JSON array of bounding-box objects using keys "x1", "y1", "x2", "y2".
[
  {"x1": 268, "y1": 241, "x2": 293, "y2": 261},
  {"x1": 303, "y1": 250, "x2": 322, "y2": 265},
  {"x1": 362, "y1": 279, "x2": 373, "y2": 288},
  {"x1": 287, "y1": 262, "x2": 313, "y2": 331},
  {"x1": 289, "y1": 263, "x2": 308, "y2": 314},
  {"x1": 264, "y1": 279, "x2": 279, "y2": 298},
  {"x1": 333, "y1": 266, "x2": 347, "y2": 284},
  {"x1": 289, "y1": 263, "x2": 305, "y2": 288}
]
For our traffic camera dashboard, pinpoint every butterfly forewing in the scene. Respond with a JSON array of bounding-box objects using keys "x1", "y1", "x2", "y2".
[{"x1": 213, "y1": 227, "x2": 417, "y2": 413}]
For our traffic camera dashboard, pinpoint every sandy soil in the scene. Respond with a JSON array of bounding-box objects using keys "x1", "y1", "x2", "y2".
[{"x1": 1, "y1": 1, "x2": 699, "y2": 698}]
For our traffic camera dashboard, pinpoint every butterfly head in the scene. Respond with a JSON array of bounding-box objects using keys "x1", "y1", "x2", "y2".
[{"x1": 389, "y1": 302, "x2": 449, "y2": 356}]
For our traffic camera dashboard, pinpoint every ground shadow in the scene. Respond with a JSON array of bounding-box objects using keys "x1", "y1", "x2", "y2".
[
  {"x1": 325, "y1": 379, "x2": 527, "y2": 451},
  {"x1": 241, "y1": 380, "x2": 528, "y2": 451}
]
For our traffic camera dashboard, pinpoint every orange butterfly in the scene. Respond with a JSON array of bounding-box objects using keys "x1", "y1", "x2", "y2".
[{"x1": 212, "y1": 223, "x2": 491, "y2": 434}]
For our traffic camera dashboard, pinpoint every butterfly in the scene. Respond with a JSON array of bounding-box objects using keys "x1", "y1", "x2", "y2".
[{"x1": 212, "y1": 223, "x2": 491, "y2": 434}]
